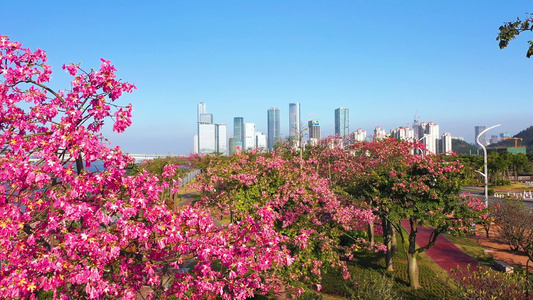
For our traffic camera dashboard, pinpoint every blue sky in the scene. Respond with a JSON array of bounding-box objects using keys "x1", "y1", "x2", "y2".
[{"x1": 3, "y1": 1, "x2": 533, "y2": 154}]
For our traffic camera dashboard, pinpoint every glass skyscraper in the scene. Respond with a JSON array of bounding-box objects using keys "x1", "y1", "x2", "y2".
[
  {"x1": 289, "y1": 103, "x2": 300, "y2": 138},
  {"x1": 267, "y1": 107, "x2": 281, "y2": 149},
  {"x1": 234, "y1": 117, "x2": 244, "y2": 143},
  {"x1": 334, "y1": 107, "x2": 349, "y2": 137}
]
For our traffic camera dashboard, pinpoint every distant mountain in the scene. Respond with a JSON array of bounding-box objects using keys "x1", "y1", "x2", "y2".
[{"x1": 452, "y1": 139, "x2": 478, "y2": 155}]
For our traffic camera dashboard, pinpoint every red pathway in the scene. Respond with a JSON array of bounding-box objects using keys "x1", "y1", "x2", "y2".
[{"x1": 400, "y1": 220, "x2": 479, "y2": 273}]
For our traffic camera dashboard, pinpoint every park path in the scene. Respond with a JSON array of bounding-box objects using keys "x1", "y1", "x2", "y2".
[{"x1": 400, "y1": 220, "x2": 479, "y2": 273}]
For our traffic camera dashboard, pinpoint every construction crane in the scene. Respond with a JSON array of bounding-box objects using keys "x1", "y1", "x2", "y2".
[{"x1": 506, "y1": 137, "x2": 523, "y2": 148}]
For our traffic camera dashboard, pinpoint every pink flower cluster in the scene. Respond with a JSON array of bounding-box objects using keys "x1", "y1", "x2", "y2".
[{"x1": 0, "y1": 35, "x2": 295, "y2": 299}]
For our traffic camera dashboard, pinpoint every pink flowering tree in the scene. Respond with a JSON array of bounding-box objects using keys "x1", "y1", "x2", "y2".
[
  {"x1": 311, "y1": 138, "x2": 487, "y2": 289},
  {"x1": 353, "y1": 139, "x2": 484, "y2": 289},
  {"x1": 193, "y1": 151, "x2": 376, "y2": 292},
  {"x1": 309, "y1": 138, "x2": 402, "y2": 272},
  {"x1": 0, "y1": 35, "x2": 292, "y2": 299}
]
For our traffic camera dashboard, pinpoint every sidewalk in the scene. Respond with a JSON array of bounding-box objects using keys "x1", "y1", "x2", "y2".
[{"x1": 400, "y1": 220, "x2": 479, "y2": 273}]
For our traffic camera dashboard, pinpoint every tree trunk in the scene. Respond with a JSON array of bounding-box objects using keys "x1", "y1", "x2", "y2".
[
  {"x1": 407, "y1": 252, "x2": 420, "y2": 289},
  {"x1": 367, "y1": 222, "x2": 374, "y2": 245},
  {"x1": 391, "y1": 228, "x2": 398, "y2": 254},
  {"x1": 407, "y1": 218, "x2": 421, "y2": 289},
  {"x1": 382, "y1": 218, "x2": 394, "y2": 271},
  {"x1": 483, "y1": 220, "x2": 491, "y2": 238}
]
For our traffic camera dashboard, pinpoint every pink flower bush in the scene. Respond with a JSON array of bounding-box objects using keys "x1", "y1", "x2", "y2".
[
  {"x1": 193, "y1": 151, "x2": 376, "y2": 288},
  {"x1": 0, "y1": 35, "x2": 292, "y2": 299}
]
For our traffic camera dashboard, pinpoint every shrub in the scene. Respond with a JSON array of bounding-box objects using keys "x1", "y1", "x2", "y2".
[
  {"x1": 495, "y1": 199, "x2": 532, "y2": 252},
  {"x1": 350, "y1": 269, "x2": 401, "y2": 300},
  {"x1": 451, "y1": 266, "x2": 533, "y2": 300}
]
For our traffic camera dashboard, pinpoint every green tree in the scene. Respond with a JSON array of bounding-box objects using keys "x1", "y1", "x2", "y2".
[
  {"x1": 310, "y1": 139, "x2": 485, "y2": 289},
  {"x1": 510, "y1": 153, "x2": 530, "y2": 180},
  {"x1": 497, "y1": 14, "x2": 533, "y2": 57}
]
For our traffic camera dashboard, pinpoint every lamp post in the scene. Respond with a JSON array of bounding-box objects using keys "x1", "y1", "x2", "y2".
[
  {"x1": 476, "y1": 124, "x2": 501, "y2": 207},
  {"x1": 416, "y1": 135, "x2": 428, "y2": 156}
]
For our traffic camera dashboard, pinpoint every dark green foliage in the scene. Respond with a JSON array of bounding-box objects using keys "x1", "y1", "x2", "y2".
[
  {"x1": 497, "y1": 14, "x2": 533, "y2": 57},
  {"x1": 319, "y1": 233, "x2": 459, "y2": 299}
]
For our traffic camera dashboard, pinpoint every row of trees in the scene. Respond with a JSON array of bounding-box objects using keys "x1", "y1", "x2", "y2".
[
  {"x1": 450, "y1": 152, "x2": 532, "y2": 186},
  {"x1": 192, "y1": 137, "x2": 489, "y2": 290}
]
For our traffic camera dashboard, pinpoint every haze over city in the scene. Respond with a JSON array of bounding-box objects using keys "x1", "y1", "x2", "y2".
[{"x1": 3, "y1": 1, "x2": 533, "y2": 154}]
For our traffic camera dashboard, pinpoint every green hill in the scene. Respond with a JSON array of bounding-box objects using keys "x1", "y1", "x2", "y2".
[{"x1": 452, "y1": 139, "x2": 478, "y2": 155}]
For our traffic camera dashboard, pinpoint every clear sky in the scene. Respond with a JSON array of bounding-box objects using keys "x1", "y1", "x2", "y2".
[{"x1": 3, "y1": 1, "x2": 533, "y2": 154}]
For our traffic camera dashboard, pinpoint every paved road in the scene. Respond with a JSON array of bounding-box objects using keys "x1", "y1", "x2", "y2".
[{"x1": 400, "y1": 220, "x2": 479, "y2": 273}]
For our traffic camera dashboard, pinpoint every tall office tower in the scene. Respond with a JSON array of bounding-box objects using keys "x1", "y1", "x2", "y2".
[
  {"x1": 475, "y1": 126, "x2": 487, "y2": 149},
  {"x1": 255, "y1": 132, "x2": 267, "y2": 150},
  {"x1": 441, "y1": 132, "x2": 452, "y2": 155},
  {"x1": 267, "y1": 107, "x2": 281, "y2": 149},
  {"x1": 412, "y1": 113, "x2": 421, "y2": 140},
  {"x1": 198, "y1": 102, "x2": 213, "y2": 124},
  {"x1": 243, "y1": 123, "x2": 255, "y2": 151},
  {"x1": 196, "y1": 102, "x2": 227, "y2": 155},
  {"x1": 334, "y1": 107, "x2": 349, "y2": 137},
  {"x1": 353, "y1": 128, "x2": 367, "y2": 142},
  {"x1": 308, "y1": 120, "x2": 321, "y2": 146},
  {"x1": 374, "y1": 126, "x2": 388, "y2": 140},
  {"x1": 289, "y1": 103, "x2": 300, "y2": 138},
  {"x1": 234, "y1": 117, "x2": 244, "y2": 143},
  {"x1": 215, "y1": 124, "x2": 227, "y2": 155},
  {"x1": 198, "y1": 123, "x2": 216, "y2": 154},
  {"x1": 197, "y1": 102, "x2": 214, "y2": 154},
  {"x1": 198, "y1": 102, "x2": 206, "y2": 121},
  {"x1": 390, "y1": 126, "x2": 415, "y2": 141}
]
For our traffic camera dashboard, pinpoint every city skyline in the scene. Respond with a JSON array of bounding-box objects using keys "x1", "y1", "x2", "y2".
[
  {"x1": 203, "y1": 101, "x2": 511, "y2": 143},
  {"x1": 3, "y1": 1, "x2": 533, "y2": 154}
]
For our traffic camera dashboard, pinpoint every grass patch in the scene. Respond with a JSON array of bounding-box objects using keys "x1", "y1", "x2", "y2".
[
  {"x1": 443, "y1": 233, "x2": 495, "y2": 266},
  {"x1": 319, "y1": 229, "x2": 461, "y2": 299}
]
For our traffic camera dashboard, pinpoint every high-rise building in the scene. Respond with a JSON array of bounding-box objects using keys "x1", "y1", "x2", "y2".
[
  {"x1": 197, "y1": 102, "x2": 206, "y2": 122},
  {"x1": 255, "y1": 132, "x2": 267, "y2": 150},
  {"x1": 334, "y1": 107, "x2": 349, "y2": 137},
  {"x1": 353, "y1": 128, "x2": 367, "y2": 142},
  {"x1": 475, "y1": 126, "x2": 487, "y2": 149},
  {"x1": 215, "y1": 124, "x2": 227, "y2": 155},
  {"x1": 289, "y1": 103, "x2": 300, "y2": 138},
  {"x1": 198, "y1": 123, "x2": 216, "y2": 154},
  {"x1": 234, "y1": 117, "x2": 244, "y2": 144},
  {"x1": 308, "y1": 120, "x2": 321, "y2": 146},
  {"x1": 390, "y1": 126, "x2": 415, "y2": 141},
  {"x1": 412, "y1": 113, "x2": 421, "y2": 140},
  {"x1": 267, "y1": 107, "x2": 281, "y2": 150},
  {"x1": 441, "y1": 132, "x2": 452, "y2": 155},
  {"x1": 422, "y1": 122, "x2": 439, "y2": 154},
  {"x1": 374, "y1": 126, "x2": 388, "y2": 140},
  {"x1": 196, "y1": 102, "x2": 227, "y2": 155},
  {"x1": 243, "y1": 123, "x2": 255, "y2": 151}
]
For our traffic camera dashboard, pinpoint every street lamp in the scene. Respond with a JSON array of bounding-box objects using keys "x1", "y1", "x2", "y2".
[
  {"x1": 476, "y1": 124, "x2": 501, "y2": 207},
  {"x1": 416, "y1": 135, "x2": 428, "y2": 156}
]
